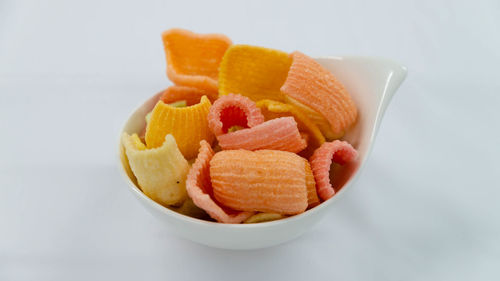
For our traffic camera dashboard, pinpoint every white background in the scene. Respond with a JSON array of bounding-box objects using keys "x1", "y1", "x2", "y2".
[{"x1": 1, "y1": 0, "x2": 499, "y2": 280}]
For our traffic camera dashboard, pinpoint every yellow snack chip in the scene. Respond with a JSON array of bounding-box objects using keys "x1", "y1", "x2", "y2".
[
  {"x1": 284, "y1": 95, "x2": 342, "y2": 140},
  {"x1": 122, "y1": 133, "x2": 190, "y2": 206},
  {"x1": 218, "y1": 45, "x2": 292, "y2": 102},
  {"x1": 244, "y1": 213, "x2": 285, "y2": 224},
  {"x1": 168, "y1": 198, "x2": 210, "y2": 220},
  {"x1": 145, "y1": 96, "x2": 214, "y2": 159},
  {"x1": 256, "y1": 99, "x2": 325, "y2": 157}
]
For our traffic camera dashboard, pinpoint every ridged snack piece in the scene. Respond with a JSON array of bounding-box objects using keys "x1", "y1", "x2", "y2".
[
  {"x1": 186, "y1": 140, "x2": 254, "y2": 223},
  {"x1": 281, "y1": 51, "x2": 357, "y2": 137},
  {"x1": 162, "y1": 28, "x2": 232, "y2": 94},
  {"x1": 210, "y1": 150, "x2": 308, "y2": 215},
  {"x1": 207, "y1": 93, "x2": 264, "y2": 136},
  {"x1": 309, "y1": 140, "x2": 358, "y2": 201},
  {"x1": 122, "y1": 133, "x2": 190, "y2": 206},
  {"x1": 216, "y1": 117, "x2": 307, "y2": 153},
  {"x1": 218, "y1": 45, "x2": 292, "y2": 102},
  {"x1": 304, "y1": 159, "x2": 320, "y2": 208},
  {"x1": 145, "y1": 96, "x2": 214, "y2": 159},
  {"x1": 284, "y1": 95, "x2": 340, "y2": 140},
  {"x1": 244, "y1": 213, "x2": 285, "y2": 224},
  {"x1": 161, "y1": 85, "x2": 217, "y2": 105},
  {"x1": 256, "y1": 99, "x2": 325, "y2": 157}
]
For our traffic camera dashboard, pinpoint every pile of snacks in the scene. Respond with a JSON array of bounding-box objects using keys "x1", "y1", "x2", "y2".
[{"x1": 121, "y1": 28, "x2": 358, "y2": 223}]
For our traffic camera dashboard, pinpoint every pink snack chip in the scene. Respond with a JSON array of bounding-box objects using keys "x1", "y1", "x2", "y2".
[
  {"x1": 186, "y1": 140, "x2": 254, "y2": 223},
  {"x1": 309, "y1": 140, "x2": 358, "y2": 201},
  {"x1": 207, "y1": 93, "x2": 265, "y2": 136},
  {"x1": 217, "y1": 117, "x2": 307, "y2": 153}
]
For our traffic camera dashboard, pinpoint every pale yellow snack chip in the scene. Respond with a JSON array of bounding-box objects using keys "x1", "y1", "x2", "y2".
[
  {"x1": 244, "y1": 213, "x2": 285, "y2": 224},
  {"x1": 122, "y1": 133, "x2": 190, "y2": 206}
]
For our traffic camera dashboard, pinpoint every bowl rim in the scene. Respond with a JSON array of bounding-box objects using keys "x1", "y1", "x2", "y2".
[{"x1": 117, "y1": 55, "x2": 407, "y2": 228}]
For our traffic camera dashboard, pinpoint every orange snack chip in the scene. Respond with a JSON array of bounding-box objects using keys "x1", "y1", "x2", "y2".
[
  {"x1": 207, "y1": 93, "x2": 264, "y2": 136},
  {"x1": 210, "y1": 150, "x2": 308, "y2": 215},
  {"x1": 281, "y1": 51, "x2": 357, "y2": 138},
  {"x1": 304, "y1": 159, "x2": 320, "y2": 208},
  {"x1": 309, "y1": 140, "x2": 358, "y2": 201},
  {"x1": 145, "y1": 96, "x2": 214, "y2": 159},
  {"x1": 161, "y1": 85, "x2": 217, "y2": 105},
  {"x1": 162, "y1": 28, "x2": 232, "y2": 93},
  {"x1": 218, "y1": 45, "x2": 292, "y2": 102},
  {"x1": 284, "y1": 95, "x2": 340, "y2": 140},
  {"x1": 256, "y1": 99, "x2": 325, "y2": 156},
  {"x1": 186, "y1": 140, "x2": 254, "y2": 223},
  {"x1": 216, "y1": 117, "x2": 307, "y2": 153}
]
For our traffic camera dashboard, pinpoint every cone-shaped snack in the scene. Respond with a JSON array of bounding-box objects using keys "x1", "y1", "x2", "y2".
[
  {"x1": 207, "y1": 93, "x2": 264, "y2": 136},
  {"x1": 145, "y1": 96, "x2": 214, "y2": 159},
  {"x1": 281, "y1": 51, "x2": 357, "y2": 138},
  {"x1": 162, "y1": 28, "x2": 232, "y2": 93},
  {"x1": 210, "y1": 150, "x2": 308, "y2": 215},
  {"x1": 216, "y1": 117, "x2": 307, "y2": 153},
  {"x1": 309, "y1": 140, "x2": 358, "y2": 201},
  {"x1": 122, "y1": 133, "x2": 189, "y2": 206},
  {"x1": 186, "y1": 140, "x2": 254, "y2": 223},
  {"x1": 219, "y1": 45, "x2": 292, "y2": 102},
  {"x1": 256, "y1": 99, "x2": 325, "y2": 157}
]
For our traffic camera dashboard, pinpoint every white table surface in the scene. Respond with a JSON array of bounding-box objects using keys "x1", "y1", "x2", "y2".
[{"x1": 1, "y1": 0, "x2": 499, "y2": 280}]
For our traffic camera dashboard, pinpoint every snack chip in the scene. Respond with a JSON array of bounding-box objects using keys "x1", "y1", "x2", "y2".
[
  {"x1": 304, "y1": 159, "x2": 320, "y2": 208},
  {"x1": 161, "y1": 85, "x2": 217, "y2": 105},
  {"x1": 309, "y1": 140, "x2": 358, "y2": 201},
  {"x1": 162, "y1": 28, "x2": 232, "y2": 93},
  {"x1": 256, "y1": 99, "x2": 325, "y2": 156},
  {"x1": 210, "y1": 150, "x2": 308, "y2": 214},
  {"x1": 145, "y1": 96, "x2": 214, "y2": 159},
  {"x1": 216, "y1": 117, "x2": 307, "y2": 153},
  {"x1": 244, "y1": 213, "x2": 285, "y2": 224},
  {"x1": 122, "y1": 133, "x2": 189, "y2": 206},
  {"x1": 218, "y1": 45, "x2": 292, "y2": 102},
  {"x1": 186, "y1": 140, "x2": 254, "y2": 223},
  {"x1": 207, "y1": 93, "x2": 264, "y2": 136},
  {"x1": 281, "y1": 51, "x2": 357, "y2": 137},
  {"x1": 284, "y1": 95, "x2": 340, "y2": 140}
]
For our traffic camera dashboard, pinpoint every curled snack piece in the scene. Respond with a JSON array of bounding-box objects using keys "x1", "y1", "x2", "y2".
[
  {"x1": 162, "y1": 28, "x2": 232, "y2": 93},
  {"x1": 281, "y1": 51, "x2": 357, "y2": 137},
  {"x1": 161, "y1": 85, "x2": 217, "y2": 105},
  {"x1": 145, "y1": 96, "x2": 214, "y2": 159},
  {"x1": 285, "y1": 96, "x2": 340, "y2": 140},
  {"x1": 244, "y1": 213, "x2": 285, "y2": 224},
  {"x1": 211, "y1": 150, "x2": 308, "y2": 215},
  {"x1": 122, "y1": 133, "x2": 189, "y2": 206},
  {"x1": 304, "y1": 159, "x2": 320, "y2": 208},
  {"x1": 309, "y1": 140, "x2": 358, "y2": 201},
  {"x1": 186, "y1": 140, "x2": 254, "y2": 223},
  {"x1": 219, "y1": 45, "x2": 292, "y2": 102},
  {"x1": 217, "y1": 117, "x2": 307, "y2": 153},
  {"x1": 256, "y1": 99, "x2": 325, "y2": 156},
  {"x1": 207, "y1": 93, "x2": 264, "y2": 136}
]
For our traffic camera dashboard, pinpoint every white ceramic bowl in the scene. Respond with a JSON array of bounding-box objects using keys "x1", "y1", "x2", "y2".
[{"x1": 118, "y1": 56, "x2": 407, "y2": 250}]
